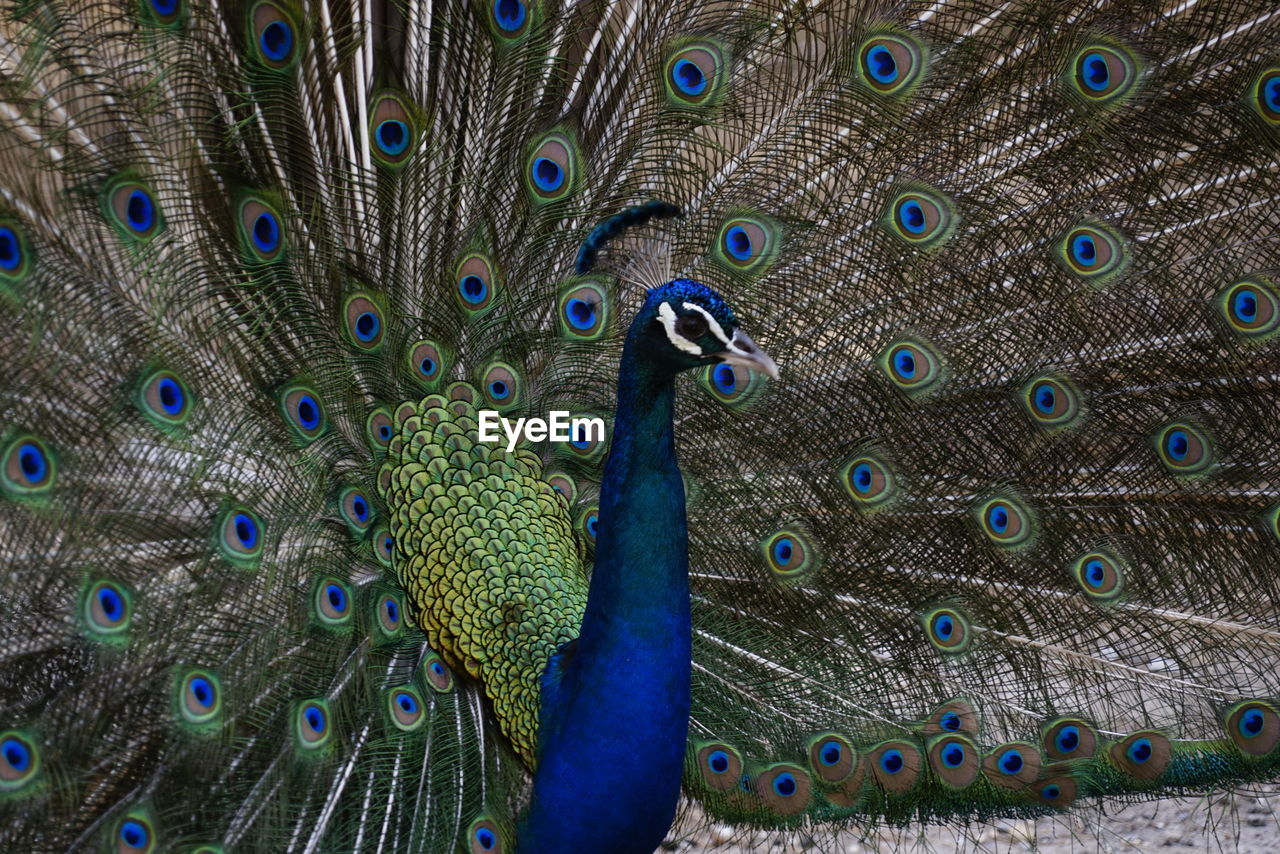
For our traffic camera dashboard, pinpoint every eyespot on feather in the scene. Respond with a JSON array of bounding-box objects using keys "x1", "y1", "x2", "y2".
[
  {"x1": 761, "y1": 528, "x2": 818, "y2": 581},
  {"x1": 367, "y1": 406, "x2": 395, "y2": 454},
  {"x1": 135, "y1": 369, "x2": 193, "y2": 430},
  {"x1": 1020, "y1": 374, "x2": 1082, "y2": 430},
  {"x1": 982, "y1": 741, "x2": 1042, "y2": 788},
  {"x1": 423, "y1": 651, "x2": 455, "y2": 693},
  {"x1": 82, "y1": 579, "x2": 132, "y2": 640},
  {"x1": 664, "y1": 41, "x2": 727, "y2": 108},
  {"x1": 113, "y1": 810, "x2": 156, "y2": 854},
  {"x1": 249, "y1": 1, "x2": 300, "y2": 69},
  {"x1": 455, "y1": 253, "x2": 498, "y2": 313},
  {"x1": 755, "y1": 764, "x2": 812, "y2": 815},
  {"x1": 175, "y1": 669, "x2": 222, "y2": 729},
  {"x1": 1056, "y1": 223, "x2": 1127, "y2": 284},
  {"x1": 975, "y1": 495, "x2": 1035, "y2": 548},
  {"x1": 856, "y1": 33, "x2": 927, "y2": 97},
  {"x1": 923, "y1": 607, "x2": 970, "y2": 653},
  {"x1": 1069, "y1": 43, "x2": 1140, "y2": 105},
  {"x1": 339, "y1": 487, "x2": 375, "y2": 534},
  {"x1": 839, "y1": 452, "x2": 896, "y2": 509},
  {"x1": 278, "y1": 383, "x2": 328, "y2": 445},
  {"x1": 1108, "y1": 730, "x2": 1170, "y2": 781},
  {"x1": 237, "y1": 195, "x2": 285, "y2": 262},
  {"x1": 294, "y1": 699, "x2": 331, "y2": 750},
  {"x1": 885, "y1": 189, "x2": 953, "y2": 248},
  {"x1": 387, "y1": 685, "x2": 427, "y2": 732},
  {"x1": 702, "y1": 361, "x2": 763, "y2": 408},
  {"x1": 695, "y1": 742, "x2": 743, "y2": 791},
  {"x1": 1154, "y1": 421, "x2": 1213, "y2": 476},
  {"x1": 525, "y1": 133, "x2": 577, "y2": 203},
  {"x1": 0, "y1": 729, "x2": 41, "y2": 793},
  {"x1": 867, "y1": 740, "x2": 922, "y2": 794},
  {"x1": 479, "y1": 362, "x2": 521, "y2": 411},
  {"x1": 369, "y1": 91, "x2": 420, "y2": 167},
  {"x1": 488, "y1": 0, "x2": 531, "y2": 41},
  {"x1": 103, "y1": 177, "x2": 164, "y2": 242},
  {"x1": 1224, "y1": 701, "x2": 1280, "y2": 757},
  {"x1": 343, "y1": 294, "x2": 386, "y2": 352},
  {"x1": 923, "y1": 700, "x2": 979, "y2": 736},
  {"x1": 0, "y1": 221, "x2": 33, "y2": 285},
  {"x1": 141, "y1": 0, "x2": 185, "y2": 27},
  {"x1": 214, "y1": 504, "x2": 264, "y2": 568},
  {"x1": 1031, "y1": 773, "x2": 1078, "y2": 808},
  {"x1": 879, "y1": 338, "x2": 942, "y2": 395},
  {"x1": 1248, "y1": 65, "x2": 1280, "y2": 125},
  {"x1": 557, "y1": 280, "x2": 610, "y2": 340},
  {"x1": 2, "y1": 434, "x2": 56, "y2": 499},
  {"x1": 713, "y1": 215, "x2": 779, "y2": 274},
  {"x1": 1217, "y1": 277, "x2": 1280, "y2": 341},
  {"x1": 312, "y1": 577, "x2": 353, "y2": 628},
  {"x1": 1042, "y1": 717, "x2": 1097, "y2": 761},
  {"x1": 927, "y1": 734, "x2": 980, "y2": 789},
  {"x1": 1070, "y1": 550, "x2": 1126, "y2": 602},
  {"x1": 468, "y1": 814, "x2": 506, "y2": 853}
]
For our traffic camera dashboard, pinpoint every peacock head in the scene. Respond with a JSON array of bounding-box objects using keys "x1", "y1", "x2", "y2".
[{"x1": 636, "y1": 278, "x2": 779, "y2": 380}]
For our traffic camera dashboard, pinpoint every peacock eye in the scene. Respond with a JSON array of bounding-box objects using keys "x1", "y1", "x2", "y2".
[{"x1": 677, "y1": 313, "x2": 708, "y2": 338}]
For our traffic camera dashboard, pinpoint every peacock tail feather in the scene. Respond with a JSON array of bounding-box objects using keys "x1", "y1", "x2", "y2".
[{"x1": 1, "y1": 0, "x2": 1278, "y2": 851}]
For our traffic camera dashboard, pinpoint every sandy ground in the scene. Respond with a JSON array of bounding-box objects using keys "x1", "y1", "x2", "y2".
[{"x1": 660, "y1": 788, "x2": 1280, "y2": 853}]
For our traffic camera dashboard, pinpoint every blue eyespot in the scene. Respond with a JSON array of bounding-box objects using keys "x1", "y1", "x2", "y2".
[
  {"x1": 375, "y1": 119, "x2": 409, "y2": 156},
  {"x1": 233, "y1": 513, "x2": 258, "y2": 549},
  {"x1": 18, "y1": 442, "x2": 47, "y2": 484},
  {"x1": 397, "y1": 692, "x2": 418, "y2": 714},
  {"x1": 126, "y1": 190, "x2": 155, "y2": 233},
  {"x1": 253, "y1": 211, "x2": 281, "y2": 253},
  {"x1": 531, "y1": 157, "x2": 564, "y2": 192},
  {"x1": 1267, "y1": 76, "x2": 1280, "y2": 112},
  {"x1": 384, "y1": 599, "x2": 399, "y2": 624},
  {"x1": 1055, "y1": 725, "x2": 1080, "y2": 753},
  {"x1": 305, "y1": 706, "x2": 326, "y2": 733},
  {"x1": 431, "y1": 660, "x2": 445, "y2": 677},
  {"x1": 1240, "y1": 708, "x2": 1266, "y2": 737},
  {"x1": 354, "y1": 311, "x2": 380, "y2": 342},
  {"x1": 708, "y1": 749, "x2": 730, "y2": 773},
  {"x1": 1233, "y1": 289, "x2": 1258, "y2": 322},
  {"x1": 941, "y1": 744, "x2": 965, "y2": 767},
  {"x1": 772, "y1": 537, "x2": 794, "y2": 566},
  {"x1": 260, "y1": 20, "x2": 293, "y2": 62},
  {"x1": 1071, "y1": 234, "x2": 1096, "y2": 265},
  {"x1": 325, "y1": 584, "x2": 348, "y2": 614},
  {"x1": 998, "y1": 749, "x2": 1023, "y2": 774},
  {"x1": 1165, "y1": 429, "x2": 1189, "y2": 461},
  {"x1": 382, "y1": 534, "x2": 394, "y2": 557},
  {"x1": 819, "y1": 741, "x2": 842, "y2": 766},
  {"x1": 460, "y1": 274, "x2": 488, "y2": 305},
  {"x1": 1041, "y1": 783, "x2": 1061, "y2": 799},
  {"x1": 565, "y1": 297, "x2": 596, "y2": 330},
  {"x1": 866, "y1": 44, "x2": 898, "y2": 83},
  {"x1": 724, "y1": 225, "x2": 752, "y2": 261},
  {"x1": 987, "y1": 505, "x2": 1008, "y2": 534},
  {"x1": 1034, "y1": 384, "x2": 1055, "y2": 414},
  {"x1": 879, "y1": 749, "x2": 904, "y2": 774},
  {"x1": 295, "y1": 395, "x2": 320, "y2": 430},
  {"x1": 851, "y1": 463, "x2": 873, "y2": 493},
  {"x1": 1084, "y1": 559, "x2": 1106, "y2": 588},
  {"x1": 188, "y1": 676, "x2": 215, "y2": 708},
  {"x1": 0, "y1": 227, "x2": 21, "y2": 270},
  {"x1": 570, "y1": 426, "x2": 592, "y2": 450},
  {"x1": 1127, "y1": 737, "x2": 1152, "y2": 763},
  {"x1": 712, "y1": 364, "x2": 737, "y2": 394},
  {"x1": 3, "y1": 738, "x2": 30, "y2": 771},
  {"x1": 1082, "y1": 52, "x2": 1110, "y2": 91},
  {"x1": 351, "y1": 496, "x2": 369, "y2": 522},
  {"x1": 585, "y1": 512, "x2": 598, "y2": 538},
  {"x1": 487, "y1": 380, "x2": 510, "y2": 401},
  {"x1": 150, "y1": 0, "x2": 178, "y2": 16},
  {"x1": 897, "y1": 199, "x2": 925, "y2": 234},
  {"x1": 934, "y1": 614, "x2": 954, "y2": 640},
  {"x1": 771, "y1": 772, "x2": 797, "y2": 797},
  {"x1": 893, "y1": 349, "x2": 915, "y2": 379},
  {"x1": 156, "y1": 377, "x2": 184, "y2": 415},
  {"x1": 98, "y1": 586, "x2": 123, "y2": 620},
  {"x1": 672, "y1": 58, "x2": 707, "y2": 95},
  {"x1": 475, "y1": 826, "x2": 497, "y2": 850},
  {"x1": 492, "y1": 0, "x2": 526, "y2": 32},
  {"x1": 939, "y1": 711, "x2": 961, "y2": 731},
  {"x1": 120, "y1": 820, "x2": 149, "y2": 849}
]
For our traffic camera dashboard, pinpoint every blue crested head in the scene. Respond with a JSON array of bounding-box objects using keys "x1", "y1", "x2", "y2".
[{"x1": 630, "y1": 278, "x2": 778, "y2": 380}]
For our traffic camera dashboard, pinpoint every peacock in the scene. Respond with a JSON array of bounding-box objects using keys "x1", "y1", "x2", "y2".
[{"x1": 1, "y1": 0, "x2": 1278, "y2": 851}]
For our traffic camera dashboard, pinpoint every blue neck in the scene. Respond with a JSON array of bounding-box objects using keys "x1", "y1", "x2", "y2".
[{"x1": 518, "y1": 327, "x2": 692, "y2": 854}]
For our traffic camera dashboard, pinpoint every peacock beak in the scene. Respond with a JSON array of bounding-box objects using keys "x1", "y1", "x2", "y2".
[{"x1": 718, "y1": 329, "x2": 779, "y2": 380}]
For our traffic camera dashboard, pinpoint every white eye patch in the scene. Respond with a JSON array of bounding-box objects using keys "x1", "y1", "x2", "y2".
[{"x1": 657, "y1": 301, "x2": 734, "y2": 356}]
